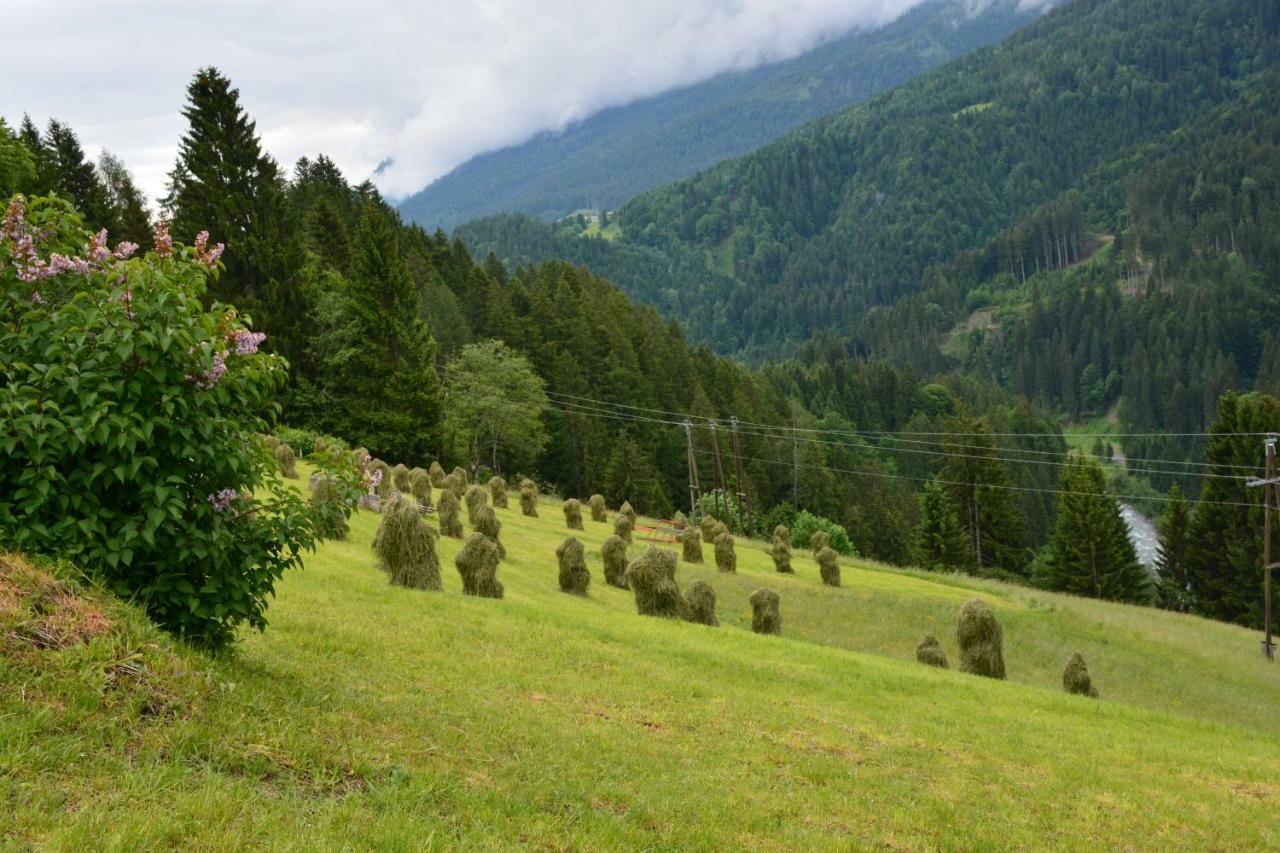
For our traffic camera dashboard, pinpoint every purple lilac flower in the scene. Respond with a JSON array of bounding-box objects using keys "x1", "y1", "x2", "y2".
[
  {"x1": 113, "y1": 241, "x2": 138, "y2": 260},
  {"x1": 154, "y1": 221, "x2": 173, "y2": 257},
  {"x1": 371, "y1": 469, "x2": 383, "y2": 488},
  {"x1": 190, "y1": 350, "x2": 228, "y2": 389},
  {"x1": 194, "y1": 230, "x2": 225, "y2": 268},
  {"x1": 231, "y1": 329, "x2": 266, "y2": 355},
  {"x1": 87, "y1": 229, "x2": 111, "y2": 263},
  {"x1": 207, "y1": 488, "x2": 237, "y2": 512},
  {"x1": 31, "y1": 291, "x2": 45, "y2": 304}
]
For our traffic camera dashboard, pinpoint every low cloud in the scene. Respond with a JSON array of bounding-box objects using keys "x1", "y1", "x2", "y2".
[{"x1": 3, "y1": 1, "x2": 1004, "y2": 203}]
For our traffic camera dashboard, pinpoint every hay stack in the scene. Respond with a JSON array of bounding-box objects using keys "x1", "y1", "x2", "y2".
[
  {"x1": 273, "y1": 443, "x2": 297, "y2": 478},
  {"x1": 408, "y1": 468, "x2": 433, "y2": 508},
  {"x1": 957, "y1": 599, "x2": 1005, "y2": 679},
  {"x1": 370, "y1": 459, "x2": 393, "y2": 497},
  {"x1": 588, "y1": 494, "x2": 607, "y2": 523},
  {"x1": 557, "y1": 536, "x2": 590, "y2": 596},
  {"x1": 701, "y1": 514, "x2": 720, "y2": 543},
  {"x1": 682, "y1": 580, "x2": 718, "y2": 626},
  {"x1": 601, "y1": 535, "x2": 629, "y2": 588},
  {"x1": 310, "y1": 474, "x2": 349, "y2": 541},
  {"x1": 263, "y1": 435, "x2": 280, "y2": 450},
  {"x1": 436, "y1": 489, "x2": 464, "y2": 538},
  {"x1": 810, "y1": 530, "x2": 830, "y2": 555},
  {"x1": 465, "y1": 484, "x2": 488, "y2": 525},
  {"x1": 749, "y1": 588, "x2": 781, "y2": 635},
  {"x1": 443, "y1": 471, "x2": 466, "y2": 500},
  {"x1": 916, "y1": 634, "x2": 949, "y2": 668},
  {"x1": 455, "y1": 533, "x2": 503, "y2": 598},
  {"x1": 563, "y1": 498, "x2": 584, "y2": 530},
  {"x1": 473, "y1": 503, "x2": 506, "y2": 559},
  {"x1": 450, "y1": 466, "x2": 470, "y2": 486},
  {"x1": 619, "y1": 501, "x2": 637, "y2": 524},
  {"x1": 520, "y1": 482, "x2": 539, "y2": 517},
  {"x1": 714, "y1": 531, "x2": 736, "y2": 573},
  {"x1": 312, "y1": 437, "x2": 327, "y2": 454},
  {"x1": 770, "y1": 525, "x2": 793, "y2": 574},
  {"x1": 624, "y1": 545, "x2": 682, "y2": 618},
  {"x1": 681, "y1": 525, "x2": 703, "y2": 564},
  {"x1": 371, "y1": 497, "x2": 442, "y2": 590},
  {"x1": 672, "y1": 510, "x2": 688, "y2": 530},
  {"x1": 392, "y1": 463, "x2": 411, "y2": 492},
  {"x1": 816, "y1": 547, "x2": 841, "y2": 587},
  {"x1": 1062, "y1": 652, "x2": 1099, "y2": 698},
  {"x1": 488, "y1": 476, "x2": 508, "y2": 508},
  {"x1": 614, "y1": 515, "x2": 633, "y2": 544},
  {"x1": 428, "y1": 460, "x2": 447, "y2": 488}
]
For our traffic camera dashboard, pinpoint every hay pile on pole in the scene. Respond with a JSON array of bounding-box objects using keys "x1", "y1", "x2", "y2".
[
  {"x1": 681, "y1": 525, "x2": 703, "y2": 563},
  {"x1": 455, "y1": 533, "x2": 503, "y2": 598},
  {"x1": 916, "y1": 634, "x2": 949, "y2": 668},
  {"x1": 816, "y1": 546, "x2": 841, "y2": 587},
  {"x1": 614, "y1": 515, "x2": 633, "y2": 544},
  {"x1": 488, "y1": 476, "x2": 509, "y2": 508},
  {"x1": 310, "y1": 474, "x2": 350, "y2": 540},
  {"x1": 714, "y1": 531, "x2": 736, "y2": 573},
  {"x1": 436, "y1": 489, "x2": 464, "y2": 538},
  {"x1": 1062, "y1": 652, "x2": 1099, "y2": 697},
  {"x1": 372, "y1": 497, "x2": 442, "y2": 590},
  {"x1": 520, "y1": 482, "x2": 539, "y2": 517},
  {"x1": 957, "y1": 599, "x2": 1006, "y2": 679},
  {"x1": 557, "y1": 536, "x2": 590, "y2": 596},
  {"x1": 408, "y1": 468, "x2": 433, "y2": 508},
  {"x1": 682, "y1": 580, "x2": 718, "y2": 626},
  {"x1": 623, "y1": 545, "x2": 682, "y2": 618},
  {"x1": 465, "y1": 484, "x2": 488, "y2": 525},
  {"x1": 619, "y1": 501, "x2": 637, "y2": 525},
  {"x1": 601, "y1": 535, "x2": 629, "y2": 588},
  {"x1": 749, "y1": 588, "x2": 781, "y2": 635},
  {"x1": 701, "y1": 514, "x2": 720, "y2": 543},
  {"x1": 429, "y1": 461, "x2": 447, "y2": 488},
  {"x1": 473, "y1": 504, "x2": 506, "y2": 559},
  {"x1": 672, "y1": 510, "x2": 688, "y2": 530},
  {"x1": 392, "y1": 463, "x2": 411, "y2": 492},
  {"x1": 443, "y1": 471, "x2": 466, "y2": 500},
  {"x1": 274, "y1": 444, "x2": 297, "y2": 478},
  {"x1": 810, "y1": 530, "x2": 830, "y2": 556},
  {"x1": 770, "y1": 525, "x2": 793, "y2": 574},
  {"x1": 563, "y1": 498, "x2": 584, "y2": 530},
  {"x1": 588, "y1": 494, "x2": 607, "y2": 523}
]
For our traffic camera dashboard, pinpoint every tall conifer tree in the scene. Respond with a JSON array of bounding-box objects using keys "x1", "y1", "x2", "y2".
[
  {"x1": 1155, "y1": 484, "x2": 1192, "y2": 611},
  {"x1": 913, "y1": 479, "x2": 971, "y2": 571},
  {"x1": 939, "y1": 418, "x2": 1027, "y2": 575}
]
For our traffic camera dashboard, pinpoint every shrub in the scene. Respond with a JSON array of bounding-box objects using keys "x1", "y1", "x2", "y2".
[
  {"x1": 614, "y1": 515, "x2": 633, "y2": 543},
  {"x1": 619, "y1": 500, "x2": 637, "y2": 524},
  {"x1": 0, "y1": 196, "x2": 325, "y2": 648},
  {"x1": 563, "y1": 498, "x2": 584, "y2": 530},
  {"x1": 371, "y1": 496, "x2": 442, "y2": 590},
  {"x1": 274, "y1": 425, "x2": 345, "y2": 458},
  {"x1": 588, "y1": 494, "x2": 607, "y2": 523},
  {"x1": 392, "y1": 463, "x2": 411, "y2": 492},
  {"x1": 520, "y1": 483, "x2": 539, "y2": 517},
  {"x1": 436, "y1": 489, "x2": 463, "y2": 538},
  {"x1": 624, "y1": 545, "x2": 681, "y2": 618},
  {"x1": 763, "y1": 502, "x2": 798, "y2": 536},
  {"x1": 473, "y1": 503, "x2": 505, "y2": 559},
  {"x1": 1062, "y1": 652, "x2": 1099, "y2": 697},
  {"x1": 488, "y1": 476, "x2": 508, "y2": 508},
  {"x1": 816, "y1": 547, "x2": 841, "y2": 587},
  {"x1": 428, "y1": 460, "x2": 446, "y2": 488},
  {"x1": 698, "y1": 491, "x2": 751, "y2": 536},
  {"x1": 465, "y1": 484, "x2": 488, "y2": 525},
  {"x1": 408, "y1": 468, "x2": 433, "y2": 508},
  {"x1": 455, "y1": 533, "x2": 503, "y2": 598},
  {"x1": 672, "y1": 510, "x2": 688, "y2": 530},
  {"x1": 957, "y1": 599, "x2": 1005, "y2": 679},
  {"x1": 770, "y1": 525, "x2": 793, "y2": 574},
  {"x1": 681, "y1": 525, "x2": 703, "y2": 564},
  {"x1": 714, "y1": 531, "x2": 736, "y2": 573},
  {"x1": 916, "y1": 634, "x2": 949, "y2": 668},
  {"x1": 274, "y1": 443, "x2": 298, "y2": 478},
  {"x1": 601, "y1": 535, "x2": 629, "y2": 588},
  {"x1": 791, "y1": 511, "x2": 854, "y2": 555},
  {"x1": 443, "y1": 471, "x2": 465, "y2": 500},
  {"x1": 557, "y1": 536, "x2": 590, "y2": 596},
  {"x1": 682, "y1": 580, "x2": 718, "y2": 626},
  {"x1": 749, "y1": 588, "x2": 781, "y2": 635},
  {"x1": 370, "y1": 459, "x2": 393, "y2": 498}
]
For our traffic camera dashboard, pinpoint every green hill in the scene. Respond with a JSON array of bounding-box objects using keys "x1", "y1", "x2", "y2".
[
  {"x1": 397, "y1": 0, "x2": 1044, "y2": 230},
  {"x1": 6, "y1": 465, "x2": 1278, "y2": 847}
]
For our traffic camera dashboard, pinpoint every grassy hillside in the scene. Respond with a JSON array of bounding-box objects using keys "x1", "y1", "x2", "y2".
[
  {"x1": 399, "y1": 0, "x2": 1043, "y2": 230},
  {"x1": 4, "y1": 465, "x2": 1278, "y2": 847}
]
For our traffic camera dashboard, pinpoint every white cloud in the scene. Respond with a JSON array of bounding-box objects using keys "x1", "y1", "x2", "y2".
[{"x1": 2, "y1": 0, "x2": 966, "y2": 202}]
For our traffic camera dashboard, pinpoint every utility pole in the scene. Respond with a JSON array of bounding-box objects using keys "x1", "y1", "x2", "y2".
[
  {"x1": 683, "y1": 420, "x2": 702, "y2": 524},
  {"x1": 708, "y1": 420, "x2": 728, "y2": 523},
  {"x1": 1246, "y1": 433, "x2": 1278, "y2": 661},
  {"x1": 729, "y1": 417, "x2": 753, "y2": 535}
]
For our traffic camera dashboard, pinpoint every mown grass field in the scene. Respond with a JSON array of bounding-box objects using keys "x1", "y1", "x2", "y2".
[{"x1": 3, "y1": 464, "x2": 1279, "y2": 849}]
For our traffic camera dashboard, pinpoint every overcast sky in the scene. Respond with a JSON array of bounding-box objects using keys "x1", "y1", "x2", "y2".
[{"x1": 4, "y1": 1, "x2": 1002, "y2": 204}]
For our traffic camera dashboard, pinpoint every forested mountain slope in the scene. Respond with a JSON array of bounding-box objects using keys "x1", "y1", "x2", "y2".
[
  {"x1": 397, "y1": 0, "x2": 1045, "y2": 230},
  {"x1": 461, "y1": 0, "x2": 1279, "y2": 360}
]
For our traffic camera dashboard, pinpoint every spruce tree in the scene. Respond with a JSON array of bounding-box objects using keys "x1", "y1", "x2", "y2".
[
  {"x1": 1042, "y1": 456, "x2": 1148, "y2": 603},
  {"x1": 43, "y1": 120, "x2": 112, "y2": 228},
  {"x1": 163, "y1": 67, "x2": 297, "y2": 311},
  {"x1": 17, "y1": 115, "x2": 51, "y2": 194},
  {"x1": 1154, "y1": 485, "x2": 1192, "y2": 611},
  {"x1": 939, "y1": 419, "x2": 1027, "y2": 575},
  {"x1": 97, "y1": 151, "x2": 152, "y2": 246},
  {"x1": 0, "y1": 117, "x2": 34, "y2": 196},
  {"x1": 327, "y1": 199, "x2": 443, "y2": 462},
  {"x1": 913, "y1": 480, "x2": 971, "y2": 571}
]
